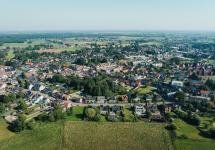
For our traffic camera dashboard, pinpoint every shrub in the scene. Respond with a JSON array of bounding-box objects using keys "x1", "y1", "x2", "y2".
[{"x1": 166, "y1": 124, "x2": 177, "y2": 130}]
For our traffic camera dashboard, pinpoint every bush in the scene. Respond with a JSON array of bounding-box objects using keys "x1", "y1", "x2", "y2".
[
  {"x1": 178, "y1": 134, "x2": 188, "y2": 139},
  {"x1": 209, "y1": 128, "x2": 215, "y2": 139},
  {"x1": 66, "y1": 107, "x2": 73, "y2": 116},
  {"x1": 166, "y1": 124, "x2": 177, "y2": 130},
  {"x1": 9, "y1": 119, "x2": 25, "y2": 132},
  {"x1": 26, "y1": 120, "x2": 36, "y2": 130},
  {"x1": 94, "y1": 114, "x2": 102, "y2": 122}
]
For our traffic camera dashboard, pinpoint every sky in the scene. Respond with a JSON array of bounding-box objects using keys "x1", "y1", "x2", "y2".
[{"x1": 0, "y1": 0, "x2": 215, "y2": 31}]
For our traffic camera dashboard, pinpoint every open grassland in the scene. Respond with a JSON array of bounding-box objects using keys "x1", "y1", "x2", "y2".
[
  {"x1": 173, "y1": 119, "x2": 215, "y2": 150},
  {"x1": 0, "y1": 120, "x2": 173, "y2": 150}
]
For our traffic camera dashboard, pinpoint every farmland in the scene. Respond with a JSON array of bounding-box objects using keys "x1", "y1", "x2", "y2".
[{"x1": 0, "y1": 120, "x2": 174, "y2": 150}]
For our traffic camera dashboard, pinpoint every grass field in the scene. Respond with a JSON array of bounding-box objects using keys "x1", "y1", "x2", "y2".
[
  {"x1": 135, "y1": 86, "x2": 154, "y2": 95},
  {"x1": 37, "y1": 47, "x2": 81, "y2": 54},
  {"x1": 0, "y1": 121, "x2": 63, "y2": 150},
  {"x1": 173, "y1": 119, "x2": 215, "y2": 150},
  {"x1": 6, "y1": 50, "x2": 15, "y2": 60},
  {"x1": 0, "y1": 119, "x2": 14, "y2": 141},
  {"x1": 65, "y1": 106, "x2": 84, "y2": 121},
  {"x1": 0, "y1": 120, "x2": 173, "y2": 150}
]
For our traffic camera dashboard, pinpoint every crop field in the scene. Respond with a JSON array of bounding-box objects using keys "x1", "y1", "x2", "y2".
[
  {"x1": 173, "y1": 119, "x2": 215, "y2": 150},
  {"x1": 63, "y1": 122, "x2": 173, "y2": 150},
  {"x1": 0, "y1": 120, "x2": 173, "y2": 150}
]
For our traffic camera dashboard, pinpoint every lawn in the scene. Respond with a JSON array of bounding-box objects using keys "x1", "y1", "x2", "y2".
[
  {"x1": 6, "y1": 50, "x2": 15, "y2": 60},
  {"x1": 0, "y1": 119, "x2": 14, "y2": 141},
  {"x1": 135, "y1": 86, "x2": 154, "y2": 95},
  {"x1": 0, "y1": 121, "x2": 173, "y2": 150},
  {"x1": 0, "y1": 121, "x2": 63, "y2": 150},
  {"x1": 65, "y1": 106, "x2": 84, "y2": 121},
  {"x1": 173, "y1": 119, "x2": 215, "y2": 150}
]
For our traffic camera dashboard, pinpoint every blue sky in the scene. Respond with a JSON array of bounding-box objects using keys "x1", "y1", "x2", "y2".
[{"x1": 0, "y1": 0, "x2": 214, "y2": 31}]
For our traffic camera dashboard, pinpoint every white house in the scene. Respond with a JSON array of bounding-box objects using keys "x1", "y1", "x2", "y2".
[{"x1": 171, "y1": 80, "x2": 184, "y2": 87}]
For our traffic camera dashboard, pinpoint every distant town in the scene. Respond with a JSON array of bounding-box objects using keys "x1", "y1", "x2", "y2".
[{"x1": 0, "y1": 32, "x2": 215, "y2": 149}]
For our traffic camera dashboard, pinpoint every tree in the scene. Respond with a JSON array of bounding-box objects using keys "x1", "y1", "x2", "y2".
[
  {"x1": 17, "y1": 100, "x2": 28, "y2": 111},
  {"x1": 145, "y1": 110, "x2": 152, "y2": 119},
  {"x1": 85, "y1": 107, "x2": 96, "y2": 121},
  {"x1": 16, "y1": 91, "x2": 25, "y2": 99},
  {"x1": 75, "y1": 58, "x2": 87, "y2": 65},
  {"x1": 175, "y1": 92, "x2": 186, "y2": 105},
  {"x1": 209, "y1": 128, "x2": 215, "y2": 139},
  {"x1": 166, "y1": 123, "x2": 177, "y2": 130},
  {"x1": 0, "y1": 103, "x2": 6, "y2": 114},
  {"x1": 9, "y1": 118, "x2": 25, "y2": 132},
  {"x1": 52, "y1": 106, "x2": 66, "y2": 121},
  {"x1": 210, "y1": 94, "x2": 215, "y2": 102},
  {"x1": 26, "y1": 120, "x2": 36, "y2": 130},
  {"x1": 66, "y1": 107, "x2": 73, "y2": 116},
  {"x1": 3, "y1": 93, "x2": 16, "y2": 103}
]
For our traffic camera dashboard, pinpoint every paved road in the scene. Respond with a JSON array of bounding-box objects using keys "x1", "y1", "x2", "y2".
[{"x1": 70, "y1": 101, "x2": 174, "y2": 107}]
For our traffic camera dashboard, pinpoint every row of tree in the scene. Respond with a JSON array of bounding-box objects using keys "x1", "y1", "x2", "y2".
[{"x1": 49, "y1": 74, "x2": 127, "y2": 96}]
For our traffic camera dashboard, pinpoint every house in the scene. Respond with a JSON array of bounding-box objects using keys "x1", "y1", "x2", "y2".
[
  {"x1": 85, "y1": 96, "x2": 96, "y2": 104},
  {"x1": 117, "y1": 95, "x2": 128, "y2": 102},
  {"x1": 0, "y1": 83, "x2": 7, "y2": 90},
  {"x1": 41, "y1": 87, "x2": 52, "y2": 95},
  {"x1": 29, "y1": 84, "x2": 34, "y2": 90},
  {"x1": 145, "y1": 95, "x2": 153, "y2": 103},
  {"x1": 110, "y1": 105, "x2": 122, "y2": 113},
  {"x1": 200, "y1": 90, "x2": 209, "y2": 97},
  {"x1": 70, "y1": 95, "x2": 83, "y2": 103},
  {"x1": 148, "y1": 104, "x2": 159, "y2": 113},
  {"x1": 134, "y1": 104, "x2": 146, "y2": 116},
  {"x1": 96, "y1": 96, "x2": 106, "y2": 104},
  {"x1": 62, "y1": 94, "x2": 71, "y2": 101},
  {"x1": 171, "y1": 80, "x2": 184, "y2": 88},
  {"x1": 133, "y1": 96, "x2": 141, "y2": 102},
  {"x1": 108, "y1": 112, "x2": 116, "y2": 121},
  {"x1": 190, "y1": 95, "x2": 211, "y2": 102},
  {"x1": 32, "y1": 95, "x2": 44, "y2": 104},
  {"x1": 107, "y1": 96, "x2": 117, "y2": 104},
  {"x1": 164, "y1": 104, "x2": 172, "y2": 113},
  {"x1": 0, "y1": 66, "x2": 8, "y2": 79},
  {"x1": 63, "y1": 101, "x2": 73, "y2": 109},
  {"x1": 151, "y1": 112, "x2": 164, "y2": 121},
  {"x1": 4, "y1": 115, "x2": 18, "y2": 123},
  {"x1": 32, "y1": 83, "x2": 45, "y2": 91},
  {"x1": 100, "y1": 105, "x2": 109, "y2": 115}
]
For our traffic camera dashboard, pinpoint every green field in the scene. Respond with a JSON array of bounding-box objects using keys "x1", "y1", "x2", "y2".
[
  {"x1": 135, "y1": 86, "x2": 154, "y2": 95},
  {"x1": 6, "y1": 50, "x2": 15, "y2": 60},
  {"x1": 173, "y1": 119, "x2": 215, "y2": 150},
  {"x1": 0, "y1": 119, "x2": 14, "y2": 141},
  {"x1": 0, "y1": 120, "x2": 173, "y2": 150},
  {"x1": 65, "y1": 106, "x2": 84, "y2": 121}
]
